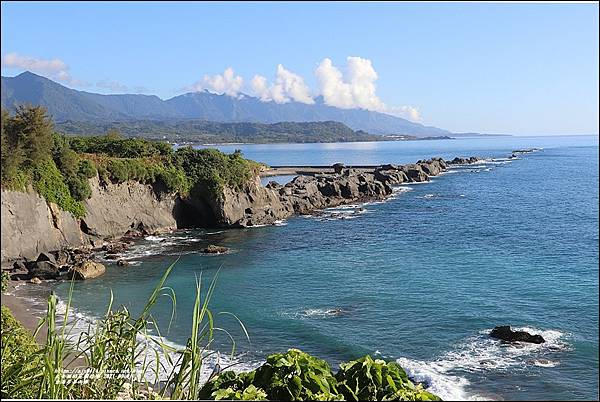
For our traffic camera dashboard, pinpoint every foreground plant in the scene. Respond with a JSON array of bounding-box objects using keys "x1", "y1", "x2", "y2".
[{"x1": 198, "y1": 349, "x2": 440, "y2": 401}]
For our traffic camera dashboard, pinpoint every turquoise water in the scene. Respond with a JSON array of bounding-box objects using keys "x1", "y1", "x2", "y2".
[{"x1": 55, "y1": 136, "x2": 598, "y2": 400}]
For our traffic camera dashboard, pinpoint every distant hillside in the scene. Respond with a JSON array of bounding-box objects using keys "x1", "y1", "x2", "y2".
[
  {"x1": 1, "y1": 71, "x2": 452, "y2": 137},
  {"x1": 55, "y1": 120, "x2": 385, "y2": 144}
]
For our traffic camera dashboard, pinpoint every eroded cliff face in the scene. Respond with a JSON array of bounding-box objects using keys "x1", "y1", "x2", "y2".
[
  {"x1": 1, "y1": 178, "x2": 182, "y2": 261},
  {"x1": 80, "y1": 177, "x2": 179, "y2": 238},
  {"x1": 1, "y1": 188, "x2": 86, "y2": 261}
]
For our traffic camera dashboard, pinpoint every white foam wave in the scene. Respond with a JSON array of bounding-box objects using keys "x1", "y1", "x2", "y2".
[
  {"x1": 145, "y1": 236, "x2": 166, "y2": 242},
  {"x1": 280, "y1": 307, "x2": 347, "y2": 320},
  {"x1": 397, "y1": 357, "x2": 474, "y2": 401},
  {"x1": 396, "y1": 327, "x2": 569, "y2": 401}
]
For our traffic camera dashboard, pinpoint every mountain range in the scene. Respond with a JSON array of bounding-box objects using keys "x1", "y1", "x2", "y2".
[{"x1": 1, "y1": 71, "x2": 454, "y2": 137}]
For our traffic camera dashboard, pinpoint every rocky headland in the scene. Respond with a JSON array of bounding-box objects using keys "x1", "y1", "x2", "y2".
[{"x1": 1, "y1": 155, "x2": 481, "y2": 282}]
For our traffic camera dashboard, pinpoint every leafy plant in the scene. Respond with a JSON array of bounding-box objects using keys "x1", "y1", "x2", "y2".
[
  {"x1": 0, "y1": 271, "x2": 9, "y2": 293},
  {"x1": 0, "y1": 305, "x2": 41, "y2": 399},
  {"x1": 213, "y1": 384, "x2": 268, "y2": 400},
  {"x1": 335, "y1": 356, "x2": 441, "y2": 401},
  {"x1": 32, "y1": 158, "x2": 86, "y2": 218}
]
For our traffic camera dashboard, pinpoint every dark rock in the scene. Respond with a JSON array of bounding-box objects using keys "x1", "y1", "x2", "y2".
[
  {"x1": 401, "y1": 165, "x2": 429, "y2": 182},
  {"x1": 13, "y1": 260, "x2": 27, "y2": 272},
  {"x1": 52, "y1": 250, "x2": 71, "y2": 265},
  {"x1": 102, "y1": 242, "x2": 129, "y2": 254},
  {"x1": 36, "y1": 252, "x2": 56, "y2": 264},
  {"x1": 265, "y1": 181, "x2": 282, "y2": 189},
  {"x1": 332, "y1": 163, "x2": 345, "y2": 174},
  {"x1": 116, "y1": 259, "x2": 130, "y2": 266},
  {"x1": 490, "y1": 326, "x2": 545, "y2": 344},
  {"x1": 202, "y1": 245, "x2": 229, "y2": 254},
  {"x1": 28, "y1": 260, "x2": 60, "y2": 279},
  {"x1": 378, "y1": 163, "x2": 398, "y2": 171}
]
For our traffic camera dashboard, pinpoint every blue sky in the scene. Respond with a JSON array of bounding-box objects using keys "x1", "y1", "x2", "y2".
[{"x1": 1, "y1": 1, "x2": 598, "y2": 135}]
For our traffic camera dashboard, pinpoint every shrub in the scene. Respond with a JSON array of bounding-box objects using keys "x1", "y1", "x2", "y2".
[
  {"x1": 200, "y1": 349, "x2": 344, "y2": 401},
  {"x1": 78, "y1": 159, "x2": 96, "y2": 179},
  {"x1": 252, "y1": 349, "x2": 343, "y2": 401},
  {"x1": 0, "y1": 305, "x2": 41, "y2": 399},
  {"x1": 32, "y1": 158, "x2": 86, "y2": 218},
  {"x1": 0, "y1": 271, "x2": 8, "y2": 293},
  {"x1": 335, "y1": 356, "x2": 441, "y2": 401}
]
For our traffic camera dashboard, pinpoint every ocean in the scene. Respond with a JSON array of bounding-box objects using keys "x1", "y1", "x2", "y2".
[{"x1": 35, "y1": 135, "x2": 598, "y2": 400}]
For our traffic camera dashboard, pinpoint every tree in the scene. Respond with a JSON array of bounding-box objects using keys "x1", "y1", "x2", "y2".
[{"x1": 10, "y1": 105, "x2": 54, "y2": 166}]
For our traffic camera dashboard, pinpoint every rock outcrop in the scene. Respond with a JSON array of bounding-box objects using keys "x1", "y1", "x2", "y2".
[
  {"x1": 1, "y1": 188, "x2": 86, "y2": 261},
  {"x1": 1, "y1": 155, "x2": 482, "y2": 262},
  {"x1": 68, "y1": 260, "x2": 106, "y2": 280},
  {"x1": 1, "y1": 179, "x2": 182, "y2": 261},
  {"x1": 490, "y1": 326, "x2": 545, "y2": 344}
]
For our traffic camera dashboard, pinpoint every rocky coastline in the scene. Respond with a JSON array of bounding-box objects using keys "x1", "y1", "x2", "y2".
[{"x1": 1, "y1": 155, "x2": 482, "y2": 283}]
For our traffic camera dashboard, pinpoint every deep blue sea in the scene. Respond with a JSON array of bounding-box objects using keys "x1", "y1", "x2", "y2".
[{"x1": 48, "y1": 136, "x2": 598, "y2": 400}]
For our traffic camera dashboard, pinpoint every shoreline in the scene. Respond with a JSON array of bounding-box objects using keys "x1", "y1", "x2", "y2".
[{"x1": 2, "y1": 280, "x2": 49, "y2": 343}]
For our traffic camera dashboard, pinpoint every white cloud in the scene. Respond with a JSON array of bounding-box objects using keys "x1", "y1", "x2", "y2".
[
  {"x1": 385, "y1": 105, "x2": 422, "y2": 122},
  {"x1": 96, "y1": 80, "x2": 129, "y2": 92},
  {"x1": 315, "y1": 56, "x2": 420, "y2": 122},
  {"x1": 188, "y1": 67, "x2": 244, "y2": 97},
  {"x1": 251, "y1": 64, "x2": 314, "y2": 104},
  {"x1": 1, "y1": 52, "x2": 88, "y2": 86}
]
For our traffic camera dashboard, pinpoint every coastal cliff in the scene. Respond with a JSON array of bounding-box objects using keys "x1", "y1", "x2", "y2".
[
  {"x1": 1, "y1": 178, "x2": 180, "y2": 261},
  {"x1": 1, "y1": 156, "x2": 477, "y2": 262}
]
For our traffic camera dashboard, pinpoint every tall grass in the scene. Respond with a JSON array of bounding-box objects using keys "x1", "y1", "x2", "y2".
[{"x1": 1, "y1": 259, "x2": 246, "y2": 400}]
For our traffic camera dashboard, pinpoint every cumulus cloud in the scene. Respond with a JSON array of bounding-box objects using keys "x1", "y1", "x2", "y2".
[
  {"x1": 251, "y1": 64, "x2": 314, "y2": 104},
  {"x1": 1, "y1": 52, "x2": 88, "y2": 86},
  {"x1": 315, "y1": 56, "x2": 421, "y2": 122},
  {"x1": 96, "y1": 80, "x2": 129, "y2": 92},
  {"x1": 183, "y1": 58, "x2": 421, "y2": 121},
  {"x1": 188, "y1": 67, "x2": 244, "y2": 97}
]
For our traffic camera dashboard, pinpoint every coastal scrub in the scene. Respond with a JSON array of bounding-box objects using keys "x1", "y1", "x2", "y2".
[{"x1": 1, "y1": 106, "x2": 262, "y2": 216}]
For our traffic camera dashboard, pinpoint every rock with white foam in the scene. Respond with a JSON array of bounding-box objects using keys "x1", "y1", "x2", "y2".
[{"x1": 490, "y1": 326, "x2": 545, "y2": 344}]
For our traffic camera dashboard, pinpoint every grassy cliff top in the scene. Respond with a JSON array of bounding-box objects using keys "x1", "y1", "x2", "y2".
[{"x1": 1, "y1": 106, "x2": 261, "y2": 217}]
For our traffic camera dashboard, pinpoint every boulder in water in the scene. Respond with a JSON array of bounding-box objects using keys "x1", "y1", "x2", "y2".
[
  {"x1": 202, "y1": 244, "x2": 229, "y2": 254},
  {"x1": 68, "y1": 260, "x2": 106, "y2": 280},
  {"x1": 490, "y1": 326, "x2": 545, "y2": 344}
]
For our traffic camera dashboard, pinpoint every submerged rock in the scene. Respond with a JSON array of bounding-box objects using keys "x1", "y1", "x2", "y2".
[
  {"x1": 202, "y1": 244, "x2": 229, "y2": 254},
  {"x1": 490, "y1": 326, "x2": 545, "y2": 344},
  {"x1": 68, "y1": 260, "x2": 106, "y2": 280}
]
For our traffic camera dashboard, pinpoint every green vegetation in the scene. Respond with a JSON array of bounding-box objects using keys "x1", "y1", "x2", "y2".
[
  {"x1": 55, "y1": 120, "x2": 383, "y2": 144},
  {"x1": 1, "y1": 106, "x2": 263, "y2": 217},
  {"x1": 198, "y1": 349, "x2": 440, "y2": 401},
  {"x1": 1, "y1": 271, "x2": 8, "y2": 293},
  {"x1": 1, "y1": 305, "x2": 41, "y2": 399},
  {"x1": 0, "y1": 262, "x2": 440, "y2": 401}
]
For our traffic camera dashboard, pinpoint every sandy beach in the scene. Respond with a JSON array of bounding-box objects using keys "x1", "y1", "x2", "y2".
[{"x1": 1, "y1": 279, "x2": 49, "y2": 343}]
